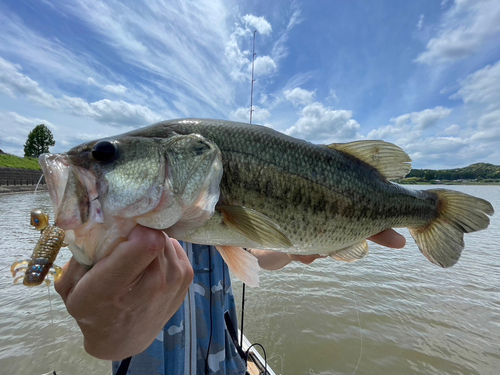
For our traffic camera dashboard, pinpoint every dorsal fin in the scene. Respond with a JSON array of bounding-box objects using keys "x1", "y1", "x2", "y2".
[{"x1": 327, "y1": 140, "x2": 412, "y2": 180}]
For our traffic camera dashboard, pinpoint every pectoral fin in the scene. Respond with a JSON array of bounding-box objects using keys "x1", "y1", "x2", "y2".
[
  {"x1": 218, "y1": 206, "x2": 292, "y2": 248},
  {"x1": 330, "y1": 240, "x2": 369, "y2": 262},
  {"x1": 215, "y1": 246, "x2": 260, "y2": 287}
]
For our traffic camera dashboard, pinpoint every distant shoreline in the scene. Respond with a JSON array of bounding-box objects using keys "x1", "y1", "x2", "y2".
[{"x1": 397, "y1": 181, "x2": 500, "y2": 186}]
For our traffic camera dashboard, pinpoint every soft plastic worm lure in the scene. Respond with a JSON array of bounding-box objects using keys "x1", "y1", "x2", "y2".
[{"x1": 11, "y1": 209, "x2": 65, "y2": 286}]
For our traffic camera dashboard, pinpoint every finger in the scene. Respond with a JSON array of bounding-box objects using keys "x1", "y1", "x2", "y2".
[
  {"x1": 163, "y1": 237, "x2": 193, "y2": 283},
  {"x1": 289, "y1": 254, "x2": 326, "y2": 265},
  {"x1": 162, "y1": 235, "x2": 186, "y2": 264},
  {"x1": 169, "y1": 238, "x2": 190, "y2": 264},
  {"x1": 368, "y1": 229, "x2": 406, "y2": 249},
  {"x1": 92, "y1": 225, "x2": 167, "y2": 289},
  {"x1": 136, "y1": 237, "x2": 192, "y2": 296},
  {"x1": 54, "y1": 257, "x2": 90, "y2": 299}
]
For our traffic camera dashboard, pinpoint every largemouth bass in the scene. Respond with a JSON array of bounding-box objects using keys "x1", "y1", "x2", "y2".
[{"x1": 39, "y1": 118, "x2": 494, "y2": 286}]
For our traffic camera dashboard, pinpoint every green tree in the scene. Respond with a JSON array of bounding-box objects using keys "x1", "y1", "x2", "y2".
[{"x1": 23, "y1": 124, "x2": 55, "y2": 158}]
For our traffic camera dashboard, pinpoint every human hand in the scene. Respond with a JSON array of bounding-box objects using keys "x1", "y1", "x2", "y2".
[
  {"x1": 367, "y1": 228, "x2": 406, "y2": 248},
  {"x1": 55, "y1": 225, "x2": 194, "y2": 361},
  {"x1": 288, "y1": 253, "x2": 326, "y2": 265},
  {"x1": 281, "y1": 229, "x2": 406, "y2": 266}
]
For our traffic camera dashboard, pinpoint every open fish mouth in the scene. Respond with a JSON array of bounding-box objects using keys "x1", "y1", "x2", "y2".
[
  {"x1": 39, "y1": 154, "x2": 70, "y2": 216},
  {"x1": 37, "y1": 131, "x2": 224, "y2": 266},
  {"x1": 39, "y1": 153, "x2": 103, "y2": 229},
  {"x1": 39, "y1": 153, "x2": 108, "y2": 265}
]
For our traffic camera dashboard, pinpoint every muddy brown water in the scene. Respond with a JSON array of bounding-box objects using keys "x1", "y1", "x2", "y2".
[{"x1": 1, "y1": 186, "x2": 499, "y2": 374}]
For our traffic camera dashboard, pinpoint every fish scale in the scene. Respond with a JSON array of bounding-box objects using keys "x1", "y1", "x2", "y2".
[{"x1": 162, "y1": 120, "x2": 437, "y2": 252}]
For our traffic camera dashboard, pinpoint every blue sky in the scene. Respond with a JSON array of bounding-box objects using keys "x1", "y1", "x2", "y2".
[{"x1": 0, "y1": 0, "x2": 499, "y2": 168}]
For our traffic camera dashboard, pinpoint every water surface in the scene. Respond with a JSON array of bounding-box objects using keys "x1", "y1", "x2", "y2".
[{"x1": 0, "y1": 186, "x2": 499, "y2": 374}]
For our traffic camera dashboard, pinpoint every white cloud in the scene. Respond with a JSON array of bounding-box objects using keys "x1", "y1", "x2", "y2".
[
  {"x1": 416, "y1": 0, "x2": 500, "y2": 64},
  {"x1": 55, "y1": 0, "x2": 237, "y2": 115},
  {"x1": 230, "y1": 106, "x2": 271, "y2": 124},
  {"x1": 283, "y1": 87, "x2": 315, "y2": 106},
  {"x1": 441, "y1": 0, "x2": 451, "y2": 9},
  {"x1": 417, "y1": 14, "x2": 425, "y2": 30},
  {"x1": 477, "y1": 109, "x2": 500, "y2": 129},
  {"x1": 285, "y1": 103, "x2": 360, "y2": 142},
  {"x1": 271, "y1": 4, "x2": 302, "y2": 62},
  {"x1": 103, "y1": 84, "x2": 128, "y2": 95},
  {"x1": 89, "y1": 99, "x2": 163, "y2": 125},
  {"x1": 368, "y1": 107, "x2": 452, "y2": 141},
  {"x1": 390, "y1": 106, "x2": 452, "y2": 130},
  {"x1": 0, "y1": 57, "x2": 60, "y2": 109},
  {"x1": 225, "y1": 8, "x2": 301, "y2": 84},
  {"x1": 367, "y1": 107, "x2": 456, "y2": 165},
  {"x1": 252, "y1": 55, "x2": 277, "y2": 77},
  {"x1": 88, "y1": 77, "x2": 128, "y2": 95},
  {"x1": 242, "y1": 14, "x2": 272, "y2": 35},
  {"x1": 449, "y1": 60, "x2": 500, "y2": 143},
  {"x1": 0, "y1": 57, "x2": 161, "y2": 127},
  {"x1": 470, "y1": 127, "x2": 500, "y2": 142},
  {"x1": 441, "y1": 124, "x2": 461, "y2": 135},
  {"x1": 225, "y1": 28, "x2": 251, "y2": 81},
  {"x1": 451, "y1": 60, "x2": 500, "y2": 106},
  {"x1": 326, "y1": 89, "x2": 339, "y2": 103}
]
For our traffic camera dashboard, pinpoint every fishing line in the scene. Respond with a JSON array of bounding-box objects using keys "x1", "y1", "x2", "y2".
[
  {"x1": 349, "y1": 270, "x2": 363, "y2": 375},
  {"x1": 34, "y1": 174, "x2": 44, "y2": 196},
  {"x1": 267, "y1": 353, "x2": 284, "y2": 375},
  {"x1": 46, "y1": 283, "x2": 54, "y2": 325},
  {"x1": 46, "y1": 282, "x2": 58, "y2": 350}
]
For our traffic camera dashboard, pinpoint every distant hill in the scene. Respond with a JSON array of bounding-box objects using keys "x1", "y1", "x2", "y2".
[
  {"x1": 0, "y1": 153, "x2": 41, "y2": 170},
  {"x1": 400, "y1": 163, "x2": 500, "y2": 183}
]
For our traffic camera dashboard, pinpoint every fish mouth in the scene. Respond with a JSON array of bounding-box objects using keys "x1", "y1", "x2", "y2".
[
  {"x1": 39, "y1": 153, "x2": 102, "y2": 229},
  {"x1": 39, "y1": 153, "x2": 71, "y2": 216}
]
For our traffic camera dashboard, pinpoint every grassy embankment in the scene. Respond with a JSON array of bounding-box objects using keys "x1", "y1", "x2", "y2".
[{"x1": 0, "y1": 154, "x2": 41, "y2": 170}]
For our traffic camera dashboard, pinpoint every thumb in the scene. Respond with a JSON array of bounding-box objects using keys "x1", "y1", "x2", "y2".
[{"x1": 54, "y1": 257, "x2": 90, "y2": 300}]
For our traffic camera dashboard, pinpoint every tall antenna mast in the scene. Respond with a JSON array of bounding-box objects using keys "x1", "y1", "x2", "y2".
[
  {"x1": 241, "y1": 30, "x2": 257, "y2": 348},
  {"x1": 249, "y1": 29, "x2": 257, "y2": 124}
]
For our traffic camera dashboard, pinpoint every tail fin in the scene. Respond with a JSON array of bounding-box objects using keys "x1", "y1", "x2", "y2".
[{"x1": 409, "y1": 189, "x2": 494, "y2": 268}]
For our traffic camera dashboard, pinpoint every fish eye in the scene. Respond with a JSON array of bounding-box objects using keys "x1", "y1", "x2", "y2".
[{"x1": 92, "y1": 141, "x2": 117, "y2": 162}]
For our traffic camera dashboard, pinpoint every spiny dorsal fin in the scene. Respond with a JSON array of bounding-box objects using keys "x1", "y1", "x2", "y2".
[
  {"x1": 330, "y1": 240, "x2": 369, "y2": 262},
  {"x1": 327, "y1": 140, "x2": 412, "y2": 180},
  {"x1": 218, "y1": 206, "x2": 293, "y2": 248},
  {"x1": 215, "y1": 245, "x2": 260, "y2": 287}
]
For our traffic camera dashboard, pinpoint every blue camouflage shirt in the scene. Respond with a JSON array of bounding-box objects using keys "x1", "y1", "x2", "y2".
[{"x1": 112, "y1": 242, "x2": 247, "y2": 375}]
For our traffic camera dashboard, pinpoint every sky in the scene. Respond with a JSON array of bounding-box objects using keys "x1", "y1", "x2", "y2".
[{"x1": 0, "y1": 0, "x2": 499, "y2": 169}]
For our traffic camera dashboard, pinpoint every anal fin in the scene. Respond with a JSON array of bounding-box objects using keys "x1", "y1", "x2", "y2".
[
  {"x1": 216, "y1": 245, "x2": 260, "y2": 287},
  {"x1": 330, "y1": 240, "x2": 369, "y2": 262}
]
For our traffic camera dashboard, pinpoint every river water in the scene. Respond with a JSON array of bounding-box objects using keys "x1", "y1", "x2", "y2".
[{"x1": 0, "y1": 186, "x2": 499, "y2": 375}]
